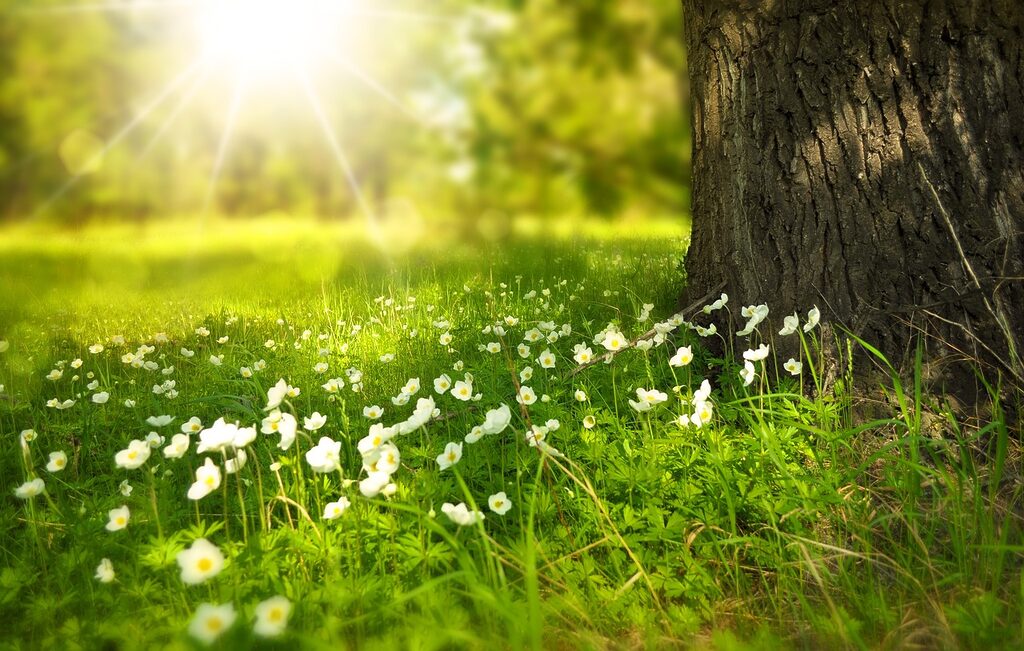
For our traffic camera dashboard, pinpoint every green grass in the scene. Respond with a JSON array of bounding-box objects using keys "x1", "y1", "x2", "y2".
[{"x1": 0, "y1": 216, "x2": 1020, "y2": 650}]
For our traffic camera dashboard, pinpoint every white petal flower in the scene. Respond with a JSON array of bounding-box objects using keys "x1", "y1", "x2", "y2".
[
  {"x1": 177, "y1": 538, "x2": 225, "y2": 585},
  {"x1": 105, "y1": 505, "x2": 130, "y2": 532},
  {"x1": 95, "y1": 558, "x2": 115, "y2": 583},
  {"x1": 187, "y1": 458, "x2": 222, "y2": 500},
  {"x1": 14, "y1": 478, "x2": 45, "y2": 499},
  {"x1": 254, "y1": 596, "x2": 292, "y2": 637},
  {"x1": 188, "y1": 602, "x2": 236, "y2": 645},
  {"x1": 436, "y1": 442, "x2": 463, "y2": 470},
  {"x1": 488, "y1": 492, "x2": 512, "y2": 515},
  {"x1": 46, "y1": 451, "x2": 68, "y2": 472},
  {"x1": 804, "y1": 306, "x2": 821, "y2": 332},
  {"x1": 323, "y1": 497, "x2": 352, "y2": 520}
]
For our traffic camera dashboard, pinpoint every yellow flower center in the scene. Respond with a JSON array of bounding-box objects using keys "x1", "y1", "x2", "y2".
[
  {"x1": 206, "y1": 617, "x2": 222, "y2": 632},
  {"x1": 116, "y1": 517, "x2": 126, "y2": 526},
  {"x1": 268, "y1": 608, "x2": 283, "y2": 622},
  {"x1": 197, "y1": 557, "x2": 213, "y2": 572},
  {"x1": 127, "y1": 451, "x2": 137, "y2": 459}
]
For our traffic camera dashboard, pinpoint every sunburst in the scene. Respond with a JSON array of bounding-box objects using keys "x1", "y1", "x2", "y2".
[{"x1": 17, "y1": 0, "x2": 452, "y2": 223}]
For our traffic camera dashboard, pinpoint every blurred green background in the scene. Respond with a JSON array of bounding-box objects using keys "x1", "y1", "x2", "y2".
[{"x1": 0, "y1": 0, "x2": 689, "y2": 224}]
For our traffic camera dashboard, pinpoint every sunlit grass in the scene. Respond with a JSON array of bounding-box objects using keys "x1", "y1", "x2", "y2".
[{"x1": 0, "y1": 216, "x2": 1019, "y2": 650}]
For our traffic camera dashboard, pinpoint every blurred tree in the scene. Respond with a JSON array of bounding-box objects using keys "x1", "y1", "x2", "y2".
[{"x1": 682, "y1": 0, "x2": 1024, "y2": 387}]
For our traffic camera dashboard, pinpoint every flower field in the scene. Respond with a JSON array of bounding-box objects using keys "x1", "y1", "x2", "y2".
[{"x1": 0, "y1": 217, "x2": 1019, "y2": 650}]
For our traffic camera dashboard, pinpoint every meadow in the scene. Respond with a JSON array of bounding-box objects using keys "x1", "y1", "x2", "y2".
[{"x1": 0, "y1": 216, "x2": 1020, "y2": 650}]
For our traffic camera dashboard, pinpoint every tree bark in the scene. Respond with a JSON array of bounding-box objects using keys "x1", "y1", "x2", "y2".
[{"x1": 681, "y1": 0, "x2": 1024, "y2": 390}]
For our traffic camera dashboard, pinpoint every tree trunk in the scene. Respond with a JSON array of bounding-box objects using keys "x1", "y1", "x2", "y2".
[{"x1": 681, "y1": 0, "x2": 1024, "y2": 391}]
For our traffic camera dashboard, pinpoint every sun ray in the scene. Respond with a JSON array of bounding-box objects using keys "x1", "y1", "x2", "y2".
[
  {"x1": 138, "y1": 68, "x2": 210, "y2": 160},
  {"x1": 337, "y1": 7, "x2": 457, "y2": 25},
  {"x1": 317, "y1": 48, "x2": 424, "y2": 124},
  {"x1": 201, "y1": 74, "x2": 247, "y2": 214},
  {"x1": 36, "y1": 58, "x2": 203, "y2": 215},
  {"x1": 14, "y1": 0, "x2": 199, "y2": 16},
  {"x1": 297, "y1": 69, "x2": 376, "y2": 229}
]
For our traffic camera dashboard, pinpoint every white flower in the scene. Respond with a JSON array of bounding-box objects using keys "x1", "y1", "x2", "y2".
[
  {"x1": 433, "y1": 374, "x2": 452, "y2": 394},
  {"x1": 464, "y1": 426, "x2": 485, "y2": 444},
  {"x1": 573, "y1": 346, "x2": 594, "y2": 365},
  {"x1": 778, "y1": 313, "x2": 799, "y2": 336},
  {"x1": 222, "y1": 449, "x2": 247, "y2": 474},
  {"x1": 187, "y1": 458, "x2": 222, "y2": 500},
  {"x1": 14, "y1": 478, "x2": 44, "y2": 499},
  {"x1": 105, "y1": 505, "x2": 130, "y2": 532},
  {"x1": 306, "y1": 437, "x2": 342, "y2": 473},
  {"x1": 46, "y1": 451, "x2": 67, "y2": 472},
  {"x1": 574, "y1": 389, "x2": 588, "y2": 402},
  {"x1": 373, "y1": 443, "x2": 402, "y2": 475},
  {"x1": 304, "y1": 412, "x2": 327, "y2": 431},
  {"x1": 359, "y1": 471, "x2": 391, "y2": 497},
  {"x1": 391, "y1": 393, "x2": 410, "y2": 406},
  {"x1": 519, "y1": 366, "x2": 533, "y2": 383},
  {"x1": 46, "y1": 369, "x2": 63, "y2": 381},
  {"x1": 690, "y1": 401, "x2": 714, "y2": 428},
  {"x1": 601, "y1": 330, "x2": 627, "y2": 352},
  {"x1": 694, "y1": 379, "x2": 712, "y2": 403},
  {"x1": 92, "y1": 391, "x2": 110, "y2": 404},
  {"x1": 265, "y1": 378, "x2": 290, "y2": 411},
  {"x1": 180, "y1": 416, "x2": 203, "y2": 434},
  {"x1": 628, "y1": 388, "x2": 668, "y2": 412},
  {"x1": 488, "y1": 492, "x2": 512, "y2": 515},
  {"x1": 114, "y1": 439, "x2": 151, "y2": 470},
  {"x1": 742, "y1": 344, "x2": 770, "y2": 362},
  {"x1": 452, "y1": 380, "x2": 473, "y2": 401},
  {"x1": 188, "y1": 602, "x2": 236, "y2": 645},
  {"x1": 436, "y1": 442, "x2": 463, "y2": 470},
  {"x1": 323, "y1": 498, "x2": 352, "y2": 520},
  {"x1": 119, "y1": 479, "x2": 133, "y2": 497},
  {"x1": 363, "y1": 405, "x2": 384, "y2": 420},
  {"x1": 95, "y1": 558, "x2": 115, "y2": 583},
  {"x1": 804, "y1": 306, "x2": 821, "y2": 332},
  {"x1": 197, "y1": 418, "x2": 251, "y2": 454},
  {"x1": 163, "y1": 434, "x2": 190, "y2": 459},
  {"x1": 740, "y1": 360, "x2": 757, "y2": 386},
  {"x1": 702, "y1": 293, "x2": 729, "y2": 314},
  {"x1": 322, "y1": 377, "x2": 344, "y2": 393},
  {"x1": 537, "y1": 349, "x2": 556, "y2": 369},
  {"x1": 180, "y1": 348, "x2": 195, "y2": 358},
  {"x1": 379, "y1": 353, "x2": 395, "y2": 363},
  {"x1": 441, "y1": 502, "x2": 485, "y2": 526},
  {"x1": 145, "y1": 431, "x2": 165, "y2": 448},
  {"x1": 516, "y1": 386, "x2": 537, "y2": 406},
  {"x1": 254, "y1": 596, "x2": 291, "y2": 638},
  {"x1": 784, "y1": 358, "x2": 803, "y2": 375},
  {"x1": 314, "y1": 362, "x2": 328, "y2": 374},
  {"x1": 146, "y1": 414, "x2": 174, "y2": 427},
  {"x1": 401, "y1": 377, "x2": 421, "y2": 396},
  {"x1": 177, "y1": 538, "x2": 225, "y2": 585},
  {"x1": 583, "y1": 415, "x2": 596, "y2": 429},
  {"x1": 669, "y1": 346, "x2": 693, "y2": 367},
  {"x1": 737, "y1": 304, "x2": 770, "y2": 337},
  {"x1": 486, "y1": 342, "x2": 501, "y2": 354},
  {"x1": 480, "y1": 404, "x2": 512, "y2": 435},
  {"x1": 517, "y1": 343, "x2": 531, "y2": 359},
  {"x1": 209, "y1": 355, "x2": 223, "y2": 367}
]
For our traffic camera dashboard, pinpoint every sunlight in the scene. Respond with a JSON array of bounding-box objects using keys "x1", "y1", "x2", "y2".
[{"x1": 197, "y1": 0, "x2": 341, "y2": 81}]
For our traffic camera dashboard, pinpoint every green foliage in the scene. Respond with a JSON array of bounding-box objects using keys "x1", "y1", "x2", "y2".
[
  {"x1": 0, "y1": 0, "x2": 687, "y2": 221},
  {"x1": 0, "y1": 218, "x2": 1020, "y2": 649}
]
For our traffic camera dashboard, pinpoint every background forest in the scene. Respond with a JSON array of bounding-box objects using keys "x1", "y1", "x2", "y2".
[{"x1": 0, "y1": 0, "x2": 688, "y2": 223}]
